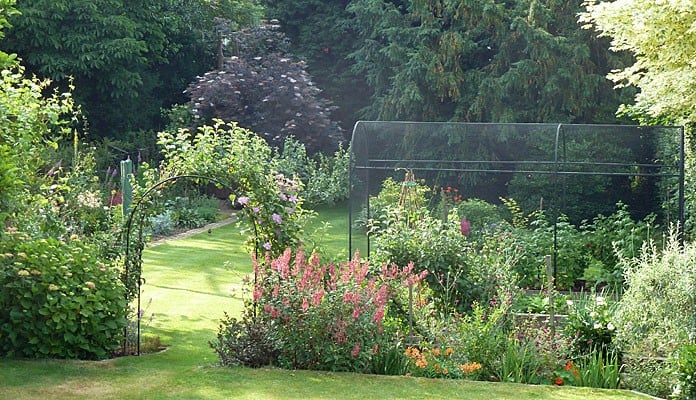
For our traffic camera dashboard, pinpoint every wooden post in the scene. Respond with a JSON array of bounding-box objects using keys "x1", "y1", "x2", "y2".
[{"x1": 120, "y1": 159, "x2": 133, "y2": 221}]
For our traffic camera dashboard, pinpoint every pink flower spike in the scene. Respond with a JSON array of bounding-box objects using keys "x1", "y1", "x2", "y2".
[
  {"x1": 460, "y1": 218, "x2": 471, "y2": 236},
  {"x1": 351, "y1": 343, "x2": 361, "y2": 357}
]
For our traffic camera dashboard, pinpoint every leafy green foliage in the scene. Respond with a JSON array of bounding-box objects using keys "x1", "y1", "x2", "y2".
[
  {"x1": 0, "y1": 230, "x2": 127, "y2": 359},
  {"x1": 672, "y1": 344, "x2": 696, "y2": 400},
  {"x1": 186, "y1": 22, "x2": 343, "y2": 154},
  {"x1": 614, "y1": 231, "x2": 696, "y2": 358},
  {"x1": 210, "y1": 310, "x2": 279, "y2": 367},
  {"x1": 580, "y1": 0, "x2": 696, "y2": 127},
  {"x1": 564, "y1": 294, "x2": 617, "y2": 357},
  {"x1": 348, "y1": 0, "x2": 629, "y2": 123},
  {"x1": 3, "y1": 0, "x2": 263, "y2": 138},
  {"x1": 157, "y1": 121, "x2": 314, "y2": 257},
  {"x1": 276, "y1": 137, "x2": 350, "y2": 207}
]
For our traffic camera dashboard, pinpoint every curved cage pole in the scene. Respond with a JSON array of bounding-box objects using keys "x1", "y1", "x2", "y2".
[{"x1": 120, "y1": 174, "x2": 259, "y2": 356}]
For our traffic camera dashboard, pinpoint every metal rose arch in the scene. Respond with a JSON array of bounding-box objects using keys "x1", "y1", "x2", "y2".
[{"x1": 120, "y1": 174, "x2": 259, "y2": 356}]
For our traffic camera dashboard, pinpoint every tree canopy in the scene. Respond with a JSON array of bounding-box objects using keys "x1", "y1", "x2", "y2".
[
  {"x1": 347, "y1": 0, "x2": 632, "y2": 123},
  {"x1": 186, "y1": 23, "x2": 343, "y2": 153},
  {"x1": 580, "y1": 0, "x2": 696, "y2": 127},
  {"x1": 1, "y1": 0, "x2": 263, "y2": 138}
]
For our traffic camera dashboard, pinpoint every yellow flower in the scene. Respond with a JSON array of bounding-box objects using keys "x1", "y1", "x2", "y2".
[{"x1": 17, "y1": 269, "x2": 30, "y2": 277}]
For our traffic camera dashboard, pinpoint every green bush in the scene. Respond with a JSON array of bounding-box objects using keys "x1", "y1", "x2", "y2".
[
  {"x1": 672, "y1": 343, "x2": 696, "y2": 400},
  {"x1": 622, "y1": 357, "x2": 673, "y2": 399},
  {"x1": 455, "y1": 198, "x2": 502, "y2": 233},
  {"x1": 582, "y1": 202, "x2": 657, "y2": 287},
  {"x1": 241, "y1": 249, "x2": 426, "y2": 373},
  {"x1": 564, "y1": 293, "x2": 617, "y2": 357},
  {"x1": 274, "y1": 134, "x2": 350, "y2": 208},
  {"x1": 0, "y1": 230, "x2": 127, "y2": 359},
  {"x1": 210, "y1": 310, "x2": 279, "y2": 368},
  {"x1": 614, "y1": 231, "x2": 696, "y2": 358}
]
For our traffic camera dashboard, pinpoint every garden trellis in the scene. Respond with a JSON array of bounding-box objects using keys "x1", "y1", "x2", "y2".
[{"x1": 349, "y1": 121, "x2": 684, "y2": 278}]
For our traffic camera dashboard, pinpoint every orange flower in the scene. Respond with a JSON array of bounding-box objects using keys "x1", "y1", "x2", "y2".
[
  {"x1": 444, "y1": 347, "x2": 453, "y2": 356},
  {"x1": 554, "y1": 377, "x2": 564, "y2": 386},
  {"x1": 432, "y1": 348, "x2": 441, "y2": 356},
  {"x1": 434, "y1": 364, "x2": 441, "y2": 372},
  {"x1": 458, "y1": 362, "x2": 482, "y2": 374},
  {"x1": 443, "y1": 368, "x2": 449, "y2": 375},
  {"x1": 564, "y1": 361, "x2": 574, "y2": 371}
]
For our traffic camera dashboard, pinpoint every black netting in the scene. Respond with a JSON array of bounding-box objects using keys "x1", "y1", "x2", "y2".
[{"x1": 349, "y1": 122, "x2": 683, "y2": 257}]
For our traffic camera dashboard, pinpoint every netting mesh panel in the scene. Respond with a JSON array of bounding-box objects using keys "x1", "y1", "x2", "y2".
[{"x1": 349, "y1": 121, "x2": 683, "y2": 256}]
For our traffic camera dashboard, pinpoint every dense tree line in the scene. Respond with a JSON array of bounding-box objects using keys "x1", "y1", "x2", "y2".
[
  {"x1": 264, "y1": 0, "x2": 634, "y2": 128},
  {"x1": 0, "y1": 0, "x2": 692, "y2": 156},
  {"x1": 1, "y1": 0, "x2": 263, "y2": 139}
]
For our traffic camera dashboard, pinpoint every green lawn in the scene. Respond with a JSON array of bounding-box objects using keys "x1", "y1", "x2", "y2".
[{"x1": 0, "y1": 206, "x2": 651, "y2": 399}]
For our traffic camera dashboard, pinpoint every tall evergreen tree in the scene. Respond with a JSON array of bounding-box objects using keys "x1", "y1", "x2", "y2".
[{"x1": 348, "y1": 0, "x2": 632, "y2": 123}]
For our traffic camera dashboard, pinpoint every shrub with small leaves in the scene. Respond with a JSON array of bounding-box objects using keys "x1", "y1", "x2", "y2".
[
  {"x1": 210, "y1": 310, "x2": 279, "y2": 368},
  {"x1": 672, "y1": 343, "x2": 696, "y2": 400}
]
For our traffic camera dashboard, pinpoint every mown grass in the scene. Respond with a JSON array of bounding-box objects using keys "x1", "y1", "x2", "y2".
[{"x1": 0, "y1": 205, "x2": 650, "y2": 399}]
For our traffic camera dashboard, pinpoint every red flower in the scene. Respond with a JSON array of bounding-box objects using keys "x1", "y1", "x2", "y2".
[{"x1": 554, "y1": 377, "x2": 564, "y2": 386}]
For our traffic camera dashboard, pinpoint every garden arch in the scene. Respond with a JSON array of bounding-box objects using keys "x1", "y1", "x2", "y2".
[
  {"x1": 349, "y1": 122, "x2": 684, "y2": 284},
  {"x1": 120, "y1": 174, "x2": 258, "y2": 356}
]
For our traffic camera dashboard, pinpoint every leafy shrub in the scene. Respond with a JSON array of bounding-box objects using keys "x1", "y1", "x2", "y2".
[
  {"x1": 188, "y1": 195, "x2": 221, "y2": 223},
  {"x1": 451, "y1": 301, "x2": 513, "y2": 379},
  {"x1": 0, "y1": 229, "x2": 127, "y2": 359},
  {"x1": 455, "y1": 198, "x2": 502, "y2": 233},
  {"x1": 564, "y1": 293, "x2": 617, "y2": 356},
  {"x1": 582, "y1": 202, "x2": 657, "y2": 287},
  {"x1": 210, "y1": 310, "x2": 279, "y2": 368},
  {"x1": 354, "y1": 176, "x2": 432, "y2": 231},
  {"x1": 622, "y1": 357, "x2": 673, "y2": 399},
  {"x1": 614, "y1": 231, "x2": 696, "y2": 358},
  {"x1": 370, "y1": 208, "x2": 472, "y2": 313},
  {"x1": 150, "y1": 210, "x2": 175, "y2": 236},
  {"x1": 277, "y1": 137, "x2": 350, "y2": 207},
  {"x1": 247, "y1": 249, "x2": 426, "y2": 372},
  {"x1": 513, "y1": 212, "x2": 587, "y2": 290},
  {"x1": 370, "y1": 201, "x2": 521, "y2": 314},
  {"x1": 672, "y1": 343, "x2": 696, "y2": 400}
]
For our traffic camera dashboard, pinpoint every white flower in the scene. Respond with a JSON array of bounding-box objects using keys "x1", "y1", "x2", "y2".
[
  {"x1": 595, "y1": 296, "x2": 606, "y2": 306},
  {"x1": 566, "y1": 299, "x2": 574, "y2": 307},
  {"x1": 590, "y1": 311, "x2": 598, "y2": 318},
  {"x1": 607, "y1": 322, "x2": 615, "y2": 331},
  {"x1": 593, "y1": 323, "x2": 602, "y2": 330}
]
